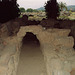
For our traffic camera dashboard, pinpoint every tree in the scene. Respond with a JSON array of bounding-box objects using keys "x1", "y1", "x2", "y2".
[
  {"x1": 26, "y1": 8, "x2": 33, "y2": 12},
  {"x1": 58, "y1": 2, "x2": 70, "y2": 20},
  {"x1": 20, "y1": 7, "x2": 25, "y2": 12},
  {"x1": 59, "y1": 2, "x2": 67, "y2": 11},
  {"x1": 0, "y1": 0, "x2": 20, "y2": 23},
  {"x1": 44, "y1": 0, "x2": 60, "y2": 19}
]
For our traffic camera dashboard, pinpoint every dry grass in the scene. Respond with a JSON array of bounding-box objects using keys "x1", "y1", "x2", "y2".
[
  {"x1": 68, "y1": 12, "x2": 75, "y2": 20},
  {"x1": 20, "y1": 11, "x2": 75, "y2": 21},
  {"x1": 21, "y1": 12, "x2": 46, "y2": 21}
]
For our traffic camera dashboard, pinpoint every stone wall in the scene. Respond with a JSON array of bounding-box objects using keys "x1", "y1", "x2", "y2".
[{"x1": 0, "y1": 25, "x2": 75, "y2": 75}]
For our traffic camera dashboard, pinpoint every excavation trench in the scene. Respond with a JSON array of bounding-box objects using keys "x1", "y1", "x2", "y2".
[{"x1": 17, "y1": 32, "x2": 47, "y2": 75}]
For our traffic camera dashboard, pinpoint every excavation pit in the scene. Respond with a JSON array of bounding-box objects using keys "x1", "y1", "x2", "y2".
[{"x1": 17, "y1": 32, "x2": 47, "y2": 75}]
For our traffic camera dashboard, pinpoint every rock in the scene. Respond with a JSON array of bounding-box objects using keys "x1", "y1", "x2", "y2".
[
  {"x1": 0, "y1": 23, "x2": 9, "y2": 37},
  {"x1": 40, "y1": 18, "x2": 59, "y2": 28},
  {"x1": 70, "y1": 70, "x2": 75, "y2": 75},
  {"x1": 6, "y1": 21, "x2": 20, "y2": 35}
]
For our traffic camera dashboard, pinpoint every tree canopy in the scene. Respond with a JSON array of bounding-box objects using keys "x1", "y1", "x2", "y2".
[
  {"x1": 20, "y1": 7, "x2": 25, "y2": 12},
  {"x1": 0, "y1": 0, "x2": 20, "y2": 23},
  {"x1": 26, "y1": 8, "x2": 33, "y2": 12},
  {"x1": 59, "y1": 2, "x2": 67, "y2": 11}
]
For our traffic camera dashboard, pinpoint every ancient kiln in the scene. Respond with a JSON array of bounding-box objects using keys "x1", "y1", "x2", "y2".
[{"x1": 0, "y1": 25, "x2": 75, "y2": 75}]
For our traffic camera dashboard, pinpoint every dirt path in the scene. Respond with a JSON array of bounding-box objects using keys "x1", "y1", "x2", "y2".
[{"x1": 17, "y1": 44, "x2": 47, "y2": 75}]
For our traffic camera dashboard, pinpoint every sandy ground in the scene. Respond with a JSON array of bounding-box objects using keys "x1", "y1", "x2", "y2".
[{"x1": 17, "y1": 43, "x2": 47, "y2": 75}]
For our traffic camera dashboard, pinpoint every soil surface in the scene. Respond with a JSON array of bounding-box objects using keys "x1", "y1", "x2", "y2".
[{"x1": 17, "y1": 43, "x2": 47, "y2": 75}]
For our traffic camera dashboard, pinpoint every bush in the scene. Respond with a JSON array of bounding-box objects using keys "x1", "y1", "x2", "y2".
[{"x1": 44, "y1": 0, "x2": 60, "y2": 19}]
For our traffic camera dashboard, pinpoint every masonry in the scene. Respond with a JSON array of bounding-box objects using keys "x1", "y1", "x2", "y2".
[{"x1": 0, "y1": 25, "x2": 75, "y2": 75}]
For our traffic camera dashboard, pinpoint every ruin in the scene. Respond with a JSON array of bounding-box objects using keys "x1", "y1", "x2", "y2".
[
  {"x1": 0, "y1": 23, "x2": 75, "y2": 75},
  {"x1": 0, "y1": 0, "x2": 75, "y2": 75}
]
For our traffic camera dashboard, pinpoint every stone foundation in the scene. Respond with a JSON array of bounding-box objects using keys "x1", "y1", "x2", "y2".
[{"x1": 0, "y1": 25, "x2": 75, "y2": 75}]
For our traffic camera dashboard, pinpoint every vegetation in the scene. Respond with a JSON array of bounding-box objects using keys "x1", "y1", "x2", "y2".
[
  {"x1": 20, "y1": 7, "x2": 25, "y2": 12},
  {"x1": 0, "y1": 0, "x2": 20, "y2": 23},
  {"x1": 44, "y1": 0, "x2": 60, "y2": 19},
  {"x1": 57, "y1": 2, "x2": 75, "y2": 20},
  {"x1": 0, "y1": 0, "x2": 74, "y2": 23},
  {"x1": 36, "y1": 5, "x2": 75, "y2": 12},
  {"x1": 32, "y1": 9, "x2": 39, "y2": 12},
  {"x1": 19, "y1": 0, "x2": 75, "y2": 20},
  {"x1": 23, "y1": 12, "x2": 46, "y2": 21},
  {"x1": 26, "y1": 8, "x2": 34, "y2": 12},
  {"x1": 26, "y1": 8, "x2": 39, "y2": 12}
]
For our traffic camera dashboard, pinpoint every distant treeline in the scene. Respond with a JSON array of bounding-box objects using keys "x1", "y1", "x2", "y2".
[{"x1": 19, "y1": 8, "x2": 44, "y2": 13}]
